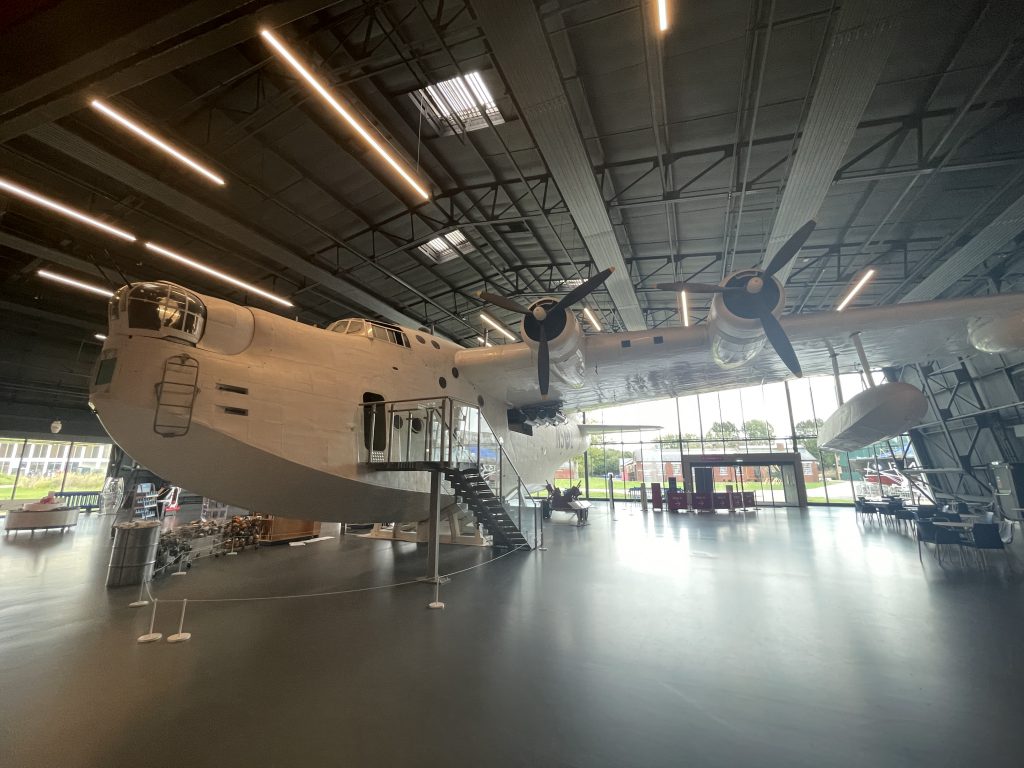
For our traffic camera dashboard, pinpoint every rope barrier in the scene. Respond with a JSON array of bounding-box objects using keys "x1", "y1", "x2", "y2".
[{"x1": 141, "y1": 542, "x2": 532, "y2": 605}]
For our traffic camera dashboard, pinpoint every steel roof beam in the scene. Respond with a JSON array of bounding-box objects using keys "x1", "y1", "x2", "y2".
[
  {"x1": 27, "y1": 123, "x2": 423, "y2": 327},
  {"x1": 900, "y1": 191, "x2": 1024, "y2": 302},
  {"x1": 0, "y1": 0, "x2": 352, "y2": 144}
]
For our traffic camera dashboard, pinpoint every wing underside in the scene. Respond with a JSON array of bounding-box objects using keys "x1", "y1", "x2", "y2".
[{"x1": 456, "y1": 293, "x2": 1024, "y2": 411}]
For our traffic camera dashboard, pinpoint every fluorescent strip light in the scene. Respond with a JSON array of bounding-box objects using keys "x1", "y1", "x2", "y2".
[
  {"x1": 582, "y1": 306, "x2": 602, "y2": 331},
  {"x1": 260, "y1": 29, "x2": 430, "y2": 201},
  {"x1": 680, "y1": 290, "x2": 689, "y2": 327},
  {"x1": 0, "y1": 177, "x2": 136, "y2": 242},
  {"x1": 94, "y1": 333, "x2": 107, "y2": 340},
  {"x1": 37, "y1": 269, "x2": 113, "y2": 297},
  {"x1": 836, "y1": 269, "x2": 876, "y2": 311},
  {"x1": 144, "y1": 242, "x2": 293, "y2": 307},
  {"x1": 476, "y1": 336, "x2": 493, "y2": 348},
  {"x1": 480, "y1": 312, "x2": 516, "y2": 341},
  {"x1": 657, "y1": 0, "x2": 669, "y2": 32},
  {"x1": 90, "y1": 100, "x2": 225, "y2": 186}
]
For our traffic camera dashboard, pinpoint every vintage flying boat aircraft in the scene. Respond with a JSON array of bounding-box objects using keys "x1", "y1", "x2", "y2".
[{"x1": 89, "y1": 222, "x2": 1024, "y2": 524}]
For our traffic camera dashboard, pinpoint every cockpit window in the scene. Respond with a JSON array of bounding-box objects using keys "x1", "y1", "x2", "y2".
[
  {"x1": 120, "y1": 283, "x2": 206, "y2": 344},
  {"x1": 328, "y1": 317, "x2": 409, "y2": 347}
]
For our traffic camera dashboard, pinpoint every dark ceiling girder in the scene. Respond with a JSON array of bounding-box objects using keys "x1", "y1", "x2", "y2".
[
  {"x1": 0, "y1": 298, "x2": 104, "y2": 333},
  {"x1": 27, "y1": 123, "x2": 424, "y2": 327},
  {"x1": 0, "y1": 0, "x2": 355, "y2": 144}
]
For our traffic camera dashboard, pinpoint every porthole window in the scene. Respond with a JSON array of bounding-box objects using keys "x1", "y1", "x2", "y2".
[
  {"x1": 451, "y1": 367, "x2": 459, "y2": 379},
  {"x1": 439, "y1": 376, "x2": 447, "y2": 389},
  {"x1": 411, "y1": 418, "x2": 423, "y2": 434},
  {"x1": 416, "y1": 335, "x2": 426, "y2": 344},
  {"x1": 431, "y1": 340, "x2": 440, "y2": 350},
  {"x1": 393, "y1": 415, "x2": 404, "y2": 430}
]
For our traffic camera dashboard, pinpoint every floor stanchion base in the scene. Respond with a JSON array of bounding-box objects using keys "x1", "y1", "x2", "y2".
[
  {"x1": 167, "y1": 632, "x2": 191, "y2": 643},
  {"x1": 427, "y1": 601, "x2": 445, "y2": 610},
  {"x1": 129, "y1": 600, "x2": 150, "y2": 607},
  {"x1": 137, "y1": 633, "x2": 162, "y2": 643}
]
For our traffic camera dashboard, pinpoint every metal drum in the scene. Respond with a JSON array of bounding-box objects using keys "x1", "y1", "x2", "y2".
[{"x1": 106, "y1": 521, "x2": 161, "y2": 587}]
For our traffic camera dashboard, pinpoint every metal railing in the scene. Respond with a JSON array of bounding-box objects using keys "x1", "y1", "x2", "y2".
[{"x1": 361, "y1": 396, "x2": 541, "y2": 547}]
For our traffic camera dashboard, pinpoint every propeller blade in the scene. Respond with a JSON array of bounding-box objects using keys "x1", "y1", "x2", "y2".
[
  {"x1": 476, "y1": 290, "x2": 530, "y2": 315},
  {"x1": 764, "y1": 219, "x2": 816, "y2": 277},
  {"x1": 538, "y1": 323, "x2": 550, "y2": 398},
  {"x1": 552, "y1": 267, "x2": 615, "y2": 312},
  {"x1": 757, "y1": 308, "x2": 802, "y2": 377},
  {"x1": 654, "y1": 281, "x2": 742, "y2": 294}
]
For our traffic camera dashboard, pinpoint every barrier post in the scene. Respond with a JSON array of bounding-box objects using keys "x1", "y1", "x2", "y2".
[
  {"x1": 167, "y1": 598, "x2": 192, "y2": 643},
  {"x1": 137, "y1": 598, "x2": 162, "y2": 643}
]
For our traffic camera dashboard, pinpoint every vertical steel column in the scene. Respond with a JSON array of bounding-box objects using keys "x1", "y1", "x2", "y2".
[
  {"x1": 425, "y1": 471, "x2": 443, "y2": 582},
  {"x1": 59, "y1": 442, "x2": 74, "y2": 492},
  {"x1": 9, "y1": 437, "x2": 28, "y2": 500},
  {"x1": 784, "y1": 381, "x2": 799, "y2": 452}
]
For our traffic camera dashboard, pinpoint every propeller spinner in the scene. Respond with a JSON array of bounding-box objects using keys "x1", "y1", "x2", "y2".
[
  {"x1": 655, "y1": 219, "x2": 816, "y2": 377},
  {"x1": 477, "y1": 267, "x2": 615, "y2": 398}
]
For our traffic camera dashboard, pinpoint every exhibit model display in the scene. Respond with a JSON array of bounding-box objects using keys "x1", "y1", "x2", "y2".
[{"x1": 86, "y1": 218, "x2": 1024, "y2": 546}]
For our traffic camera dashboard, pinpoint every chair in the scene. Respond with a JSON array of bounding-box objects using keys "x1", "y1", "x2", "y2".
[
  {"x1": 934, "y1": 526, "x2": 968, "y2": 566},
  {"x1": 916, "y1": 519, "x2": 938, "y2": 560},
  {"x1": 968, "y1": 523, "x2": 1006, "y2": 567},
  {"x1": 894, "y1": 507, "x2": 916, "y2": 534}
]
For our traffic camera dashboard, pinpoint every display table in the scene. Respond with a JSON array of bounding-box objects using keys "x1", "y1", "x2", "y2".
[{"x1": 5, "y1": 506, "x2": 80, "y2": 532}]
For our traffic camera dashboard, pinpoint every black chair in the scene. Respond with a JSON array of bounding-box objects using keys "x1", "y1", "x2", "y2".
[
  {"x1": 969, "y1": 523, "x2": 1006, "y2": 567},
  {"x1": 916, "y1": 519, "x2": 938, "y2": 560},
  {"x1": 934, "y1": 526, "x2": 968, "y2": 566},
  {"x1": 912, "y1": 504, "x2": 938, "y2": 519},
  {"x1": 894, "y1": 507, "x2": 916, "y2": 534}
]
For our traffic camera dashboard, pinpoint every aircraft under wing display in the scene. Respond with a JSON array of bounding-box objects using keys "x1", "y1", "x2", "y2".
[{"x1": 454, "y1": 292, "x2": 1024, "y2": 411}]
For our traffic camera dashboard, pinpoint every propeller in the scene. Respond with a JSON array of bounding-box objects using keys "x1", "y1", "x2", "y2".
[
  {"x1": 655, "y1": 220, "x2": 816, "y2": 378},
  {"x1": 476, "y1": 267, "x2": 615, "y2": 398}
]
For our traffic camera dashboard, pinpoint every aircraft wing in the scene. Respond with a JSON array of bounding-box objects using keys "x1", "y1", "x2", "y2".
[{"x1": 455, "y1": 293, "x2": 1024, "y2": 411}]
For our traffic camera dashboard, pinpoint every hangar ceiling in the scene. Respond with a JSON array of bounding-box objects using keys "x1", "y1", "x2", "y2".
[{"x1": 1, "y1": 0, "x2": 1023, "y2": 422}]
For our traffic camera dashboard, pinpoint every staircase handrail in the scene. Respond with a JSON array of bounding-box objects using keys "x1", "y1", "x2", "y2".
[{"x1": 361, "y1": 395, "x2": 539, "y2": 504}]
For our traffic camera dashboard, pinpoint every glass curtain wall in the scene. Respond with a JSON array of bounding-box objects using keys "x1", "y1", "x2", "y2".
[
  {"x1": 0, "y1": 439, "x2": 112, "y2": 501},
  {"x1": 555, "y1": 372, "x2": 919, "y2": 505}
]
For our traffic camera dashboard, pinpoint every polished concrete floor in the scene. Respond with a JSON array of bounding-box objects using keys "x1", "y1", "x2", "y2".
[{"x1": 1, "y1": 504, "x2": 1023, "y2": 767}]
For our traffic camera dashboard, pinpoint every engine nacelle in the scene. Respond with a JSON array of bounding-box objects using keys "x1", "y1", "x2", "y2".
[
  {"x1": 968, "y1": 314, "x2": 1024, "y2": 354},
  {"x1": 708, "y1": 269, "x2": 785, "y2": 369},
  {"x1": 521, "y1": 298, "x2": 586, "y2": 388}
]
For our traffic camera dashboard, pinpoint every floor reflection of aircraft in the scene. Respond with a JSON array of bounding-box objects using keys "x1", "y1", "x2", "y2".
[{"x1": 89, "y1": 222, "x2": 1024, "y2": 524}]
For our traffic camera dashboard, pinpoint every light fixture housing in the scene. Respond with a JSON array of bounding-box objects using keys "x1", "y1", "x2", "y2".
[
  {"x1": 0, "y1": 177, "x2": 135, "y2": 242},
  {"x1": 836, "y1": 269, "x2": 876, "y2": 311},
  {"x1": 260, "y1": 29, "x2": 430, "y2": 200},
  {"x1": 94, "y1": 333, "x2": 108, "y2": 340},
  {"x1": 37, "y1": 269, "x2": 114, "y2": 297},
  {"x1": 582, "y1": 306, "x2": 602, "y2": 332},
  {"x1": 90, "y1": 100, "x2": 225, "y2": 186},
  {"x1": 657, "y1": 0, "x2": 669, "y2": 32},
  {"x1": 144, "y1": 242, "x2": 293, "y2": 307},
  {"x1": 480, "y1": 312, "x2": 516, "y2": 341},
  {"x1": 680, "y1": 290, "x2": 689, "y2": 327}
]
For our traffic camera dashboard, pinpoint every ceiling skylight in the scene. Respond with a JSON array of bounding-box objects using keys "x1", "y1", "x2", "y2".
[
  {"x1": 410, "y1": 72, "x2": 503, "y2": 136},
  {"x1": 418, "y1": 230, "x2": 474, "y2": 264}
]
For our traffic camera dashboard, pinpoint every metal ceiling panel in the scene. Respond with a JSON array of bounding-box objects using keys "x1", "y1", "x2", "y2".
[
  {"x1": 28, "y1": 123, "x2": 421, "y2": 326},
  {"x1": 762, "y1": 0, "x2": 900, "y2": 282},
  {"x1": 900, "y1": 191, "x2": 1024, "y2": 302},
  {"x1": 471, "y1": 0, "x2": 647, "y2": 330}
]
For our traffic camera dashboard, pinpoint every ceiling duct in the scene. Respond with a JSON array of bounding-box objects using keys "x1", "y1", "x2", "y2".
[
  {"x1": 761, "y1": 0, "x2": 900, "y2": 282},
  {"x1": 471, "y1": 0, "x2": 647, "y2": 331},
  {"x1": 900, "y1": 192, "x2": 1024, "y2": 302}
]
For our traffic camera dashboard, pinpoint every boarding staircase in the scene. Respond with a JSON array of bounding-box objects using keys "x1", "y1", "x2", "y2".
[{"x1": 361, "y1": 397, "x2": 540, "y2": 551}]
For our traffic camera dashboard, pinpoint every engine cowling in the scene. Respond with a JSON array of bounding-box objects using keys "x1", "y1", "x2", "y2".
[
  {"x1": 708, "y1": 269, "x2": 785, "y2": 369},
  {"x1": 520, "y1": 298, "x2": 585, "y2": 388},
  {"x1": 968, "y1": 314, "x2": 1024, "y2": 354}
]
